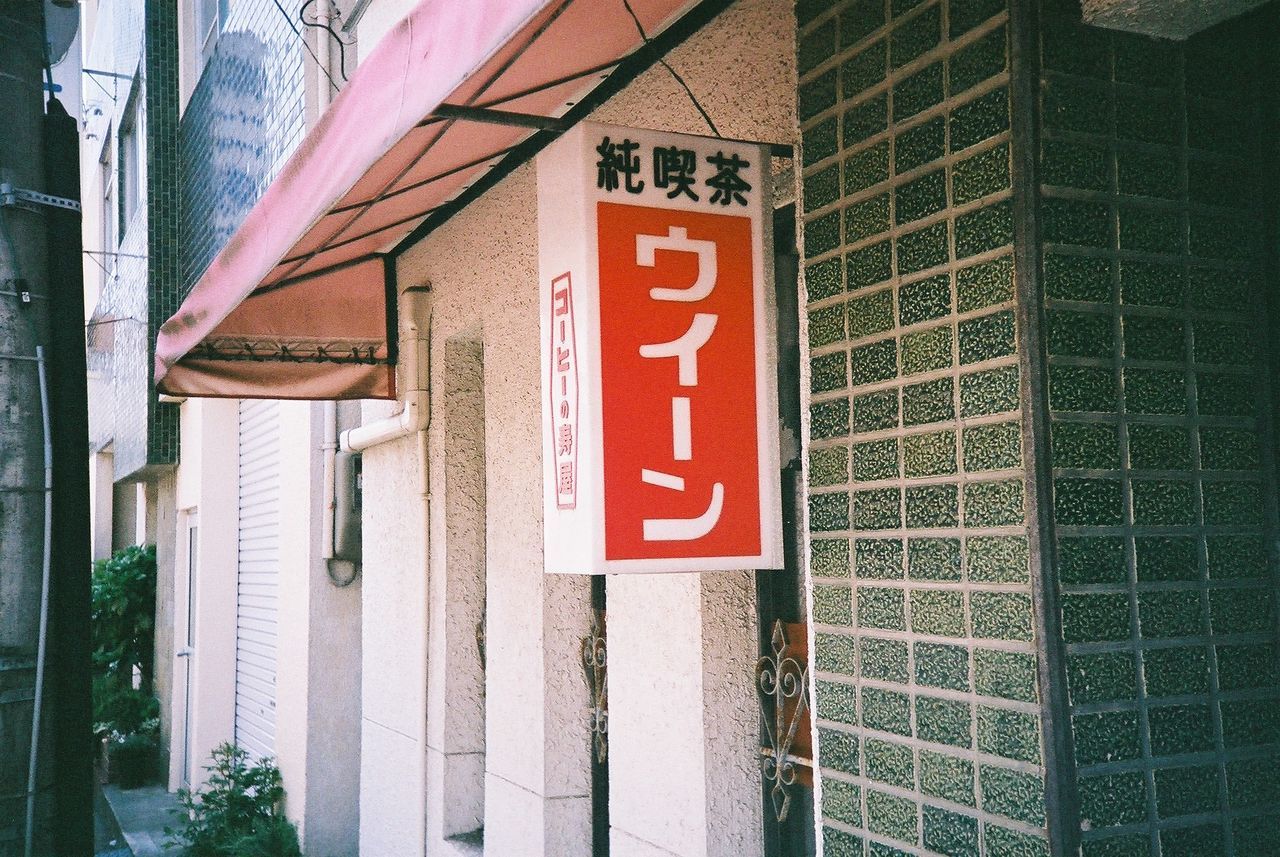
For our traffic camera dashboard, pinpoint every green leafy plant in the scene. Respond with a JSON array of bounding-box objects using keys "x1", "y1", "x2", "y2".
[
  {"x1": 92, "y1": 674, "x2": 159, "y2": 736},
  {"x1": 91, "y1": 544, "x2": 157, "y2": 692},
  {"x1": 168, "y1": 743, "x2": 301, "y2": 857},
  {"x1": 113, "y1": 731, "x2": 158, "y2": 789}
]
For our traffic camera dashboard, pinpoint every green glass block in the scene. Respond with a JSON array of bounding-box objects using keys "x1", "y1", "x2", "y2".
[
  {"x1": 1081, "y1": 834, "x2": 1150, "y2": 857},
  {"x1": 822, "y1": 778, "x2": 863, "y2": 827},
  {"x1": 1133, "y1": 536, "x2": 1196, "y2": 582},
  {"x1": 906, "y1": 483, "x2": 959, "y2": 528},
  {"x1": 920, "y1": 749, "x2": 975, "y2": 805},
  {"x1": 1047, "y1": 309, "x2": 1113, "y2": 359},
  {"x1": 866, "y1": 736, "x2": 915, "y2": 789},
  {"x1": 916, "y1": 695, "x2": 972, "y2": 747},
  {"x1": 1148, "y1": 704, "x2": 1214, "y2": 755},
  {"x1": 1116, "y1": 148, "x2": 1180, "y2": 200},
  {"x1": 862, "y1": 635, "x2": 909, "y2": 682},
  {"x1": 842, "y1": 40, "x2": 887, "y2": 98},
  {"x1": 971, "y1": 591, "x2": 1031, "y2": 640},
  {"x1": 1042, "y1": 77, "x2": 1110, "y2": 135},
  {"x1": 841, "y1": 0, "x2": 887, "y2": 47},
  {"x1": 1046, "y1": 253, "x2": 1110, "y2": 302},
  {"x1": 849, "y1": 287, "x2": 894, "y2": 339},
  {"x1": 964, "y1": 479, "x2": 1024, "y2": 527},
  {"x1": 1233, "y1": 814, "x2": 1280, "y2": 857},
  {"x1": 857, "y1": 538, "x2": 905, "y2": 579},
  {"x1": 1189, "y1": 268, "x2": 1248, "y2": 311},
  {"x1": 1120, "y1": 260, "x2": 1183, "y2": 308},
  {"x1": 1194, "y1": 319, "x2": 1255, "y2": 367},
  {"x1": 1222, "y1": 698, "x2": 1280, "y2": 748},
  {"x1": 949, "y1": 24, "x2": 1006, "y2": 95},
  {"x1": 853, "y1": 389, "x2": 901, "y2": 432},
  {"x1": 904, "y1": 377, "x2": 955, "y2": 425},
  {"x1": 1193, "y1": 215, "x2": 1248, "y2": 262},
  {"x1": 1054, "y1": 478, "x2": 1122, "y2": 525},
  {"x1": 1131, "y1": 479, "x2": 1194, "y2": 526},
  {"x1": 863, "y1": 687, "x2": 912, "y2": 736},
  {"x1": 1072, "y1": 710, "x2": 1141, "y2": 765},
  {"x1": 891, "y1": 5, "x2": 940, "y2": 68},
  {"x1": 1143, "y1": 646, "x2": 1208, "y2": 698},
  {"x1": 816, "y1": 679, "x2": 859, "y2": 724},
  {"x1": 892, "y1": 0, "x2": 925, "y2": 13},
  {"x1": 897, "y1": 221, "x2": 949, "y2": 275},
  {"x1": 1188, "y1": 157, "x2": 1248, "y2": 209},
  {"x1": 958, "y1": 310, "x2": 1015, "y2": 364},
  {"x1": 984, "y1": 826, "x2": 1049, "y2": 857},
  {"x1": 1119, "y1": 208, "x2": 1183, "y2": 255},
  {"x1": 815, "y1": 632, "x2": 858, "y2": 674},
  {"x1": 960, "y1": 366, "x2": 1018, "y2": 417},
  {"x1": 803, "y1": 116, "x2": 839, "y2": 167},
  {"x1": 901, "y1": 325, "x2": 952, "y2": 375},
  {"x1": 1227, "y1": 757, "x2": 1280, "y2": 809},
  {"x1": 1139, "y1": 590, "x2": 1204, "y2": 638},
  {"x1": 1117, "y1": 89, "x2": 1177, "y2": 145},
  {"x1": 853, "y1": 437, "x2": 900, "y2": 482},
  {"x1": 1203, "y1": 480, "x2": 1263, "y2": 526},
  {"x1": 1160, "y1": 825, "x2": 1224, "y2": 857},
  {"x1": 915, "y1": 641, "x2": 969, "y2": 690},
  {"x1": 866, "y1": 789, "x2": 918, "y2": 844},
  {"x1": 859, "y1": 585, "x2": 906, "y2": 630},
  {"x1": 805, "y1": 163, "x2": 842, "y2": 213},
  {"x1": 823, "y1": 826, "x2": 864, "y2": 857},
  {"x1": 810, "y1": 491, "x2": 851, "y2": 531},
  {"x1": 1209, "y1": 587, "x2": 1271, "y2": 635},
  {"x1": 956, "y1": 254, "x2": 1013, "y2": 312},
  {"x1": 846, "y1": 192, "x2": 892, "y2": 243},
  {"x1": 894, "y1": 62, "x2": 944, "y2": 121},
  {"x1": 810, "y1": 304, "x2": 847, "y2": 348},
  {"x1": 957, "y1": 145, "x2": 1013, "y2": 209},
  {"x1": 1196, "y1": 372, "x2": 1254, "y2": 417},
  {"x1": 1063, "y1": 593, "x2": 1130, "y2": 643},
  {"x1": 1069, "y1": 651, "x2": 1138, "y2": 705},
  {"x1": 1043, "y1": 198, "x2": 1110, "y2": 248},
  {"x1": 810, "y1": 445, "x2": 849, "y2": 487},
  {"x1": 1125, "y1": 368, "x2": 1187, "y2": 414},
  {"x1": 799, "y1": 18, "x2": 836, "y2": 75},
  {"x1": 949, "y1": 0, "x2": 1005, "y2": 38},
  {"x1": 807, "y1": 257, "x2": 844, "y2": 301},
  {"x1": 1078, "y1": 772, "x2": 1147, "y2": 827},
  {"x1": 812, "y1": 351, "x2": 849, "y2": 393},
  {"x1": 1216, "y1": 643, "x2": 1277, "y2": 691},
  {"x1": 819, "y1": 725, "x2": 860, "y2": 770},
  {"x1": 954, "y1": 201, "x2": 1013, "y2": 259},
  {"x1": 978, "y1": 706, "x2": 1040, "y2": 763},
  {"x1": 848, "y1": 239, "x2": 894, "y2": 291},
  {"x1": 850, "y1": 338, "x2": 898, "y2": 386},
  {"x1": 895, "y1": 115, "x2": 945, "y2": 173},
  {"x1": 845, "y1": 142, "x2": 891, "y2": 196},
  {"x1": 1206, "y1": 535, "x2": 1267, "y2": 580},
  {"x1": 1057, "y1": 536, "x2": 1124, "y2": 585},
  {"x1": 1041, "y1": 17, "x2": 1110, "y2": 78},
  {"x1": 1051, "y1": 421, "x2": 1119, "y2": 471},
  {"x1": 950, "y1": 87, "x2": 1009, "y2": 151},
  {"x1": 968, "y1": 536, "x2": 1028, "y2": 583},
  {"x1": 794, "y1": 0, "x2": 834, "y2": 28},
  {"x1": 843, "y1": 93, "x2": 889, "y2": 148},
  {"x1": 911, "y1": 589, "x2": 965, "y2": 637},
  {"x1": 907, "y1": 537, "x2": 961, "y2": 580},
  {"x1": 899, "y1": 275, "x2": 951, "y2": 326},
  {"x1": 1114, "y1": 33, "x2": 1179, "y2": 87},
  {"x1": 980, "y1": 765, "x2": 1044, "y2": 825},
  {"x1": 812, "y1": 538, "x2": 851, "y2": 578},
  {"x1": 1127, "y1": 424, "x2": 1190, "y2": 471},
  {"x1": 814, "y1": 584, "x2": 853, "y2": 624},
  {"x1": 922, "y1": 805, "x2": 978, "y2": 857},
  {"x1": 1043, "y1": 139, "x2": 1108, "y2": 192},
  {"x1": 895, "y1": 169, "x2": 947, "y2": 224},
  {"x1": 1049, "y1": 365, "x2": 1115, "y2": 413},
  {"x1": 806, "y1": 210, "x2": 841, "y2": 256},
  {"x1": 853, "y1": 487, "x2": 902, "y2": 530},
  {"x1": 800, "y1": 67, "x2": 838, "y2": 120},
  {"x1": 903, "y1": 431, "x2": 956, "y2": 478}
]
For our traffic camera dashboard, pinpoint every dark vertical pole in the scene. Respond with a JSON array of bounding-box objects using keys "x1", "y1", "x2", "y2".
[
  {"x1": 589, "y1": 575, "x2": 609, "y2": 857},
  {"x1": 43, "y1": 95, "x2": 93, "y2": 857}
]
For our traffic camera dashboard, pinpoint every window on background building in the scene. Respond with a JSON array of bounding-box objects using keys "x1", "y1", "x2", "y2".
[
  {"x1": 99, "y1": 136, "x2": 114, "y2": 279},
  {"x1": 118, "y1": 92, "x2": 141, "y2": 238},
  {"x1": 194, "y1": 0, "x2": 229, "y2": 75}
]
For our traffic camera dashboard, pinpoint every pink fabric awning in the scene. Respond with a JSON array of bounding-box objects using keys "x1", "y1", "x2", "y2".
[{"x1": 156, "y1": 0, "x2": 703, "y2": 399}]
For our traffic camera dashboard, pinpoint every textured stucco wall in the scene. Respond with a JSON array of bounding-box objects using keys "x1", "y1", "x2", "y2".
[{"x1": 1081, "y1": 0, "x2": 1269, "y2": 39}]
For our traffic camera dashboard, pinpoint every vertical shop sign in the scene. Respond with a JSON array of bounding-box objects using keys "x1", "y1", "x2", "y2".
[{"x1": 538, "y1": 121, "x2": 781, "y2": 574}]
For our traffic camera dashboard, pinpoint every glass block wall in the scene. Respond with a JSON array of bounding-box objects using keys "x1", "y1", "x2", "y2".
[
  {"x1": 1038, "y1": 4, "x2": 1280, "y2": 855},
  {"x1": 798, "y1": 0, "x2": 1056, "y2": 853}
]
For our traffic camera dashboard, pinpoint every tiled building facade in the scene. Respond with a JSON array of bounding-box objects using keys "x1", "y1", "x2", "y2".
[{"x1": 796, "y1": 0, "x2": 1280, "y2": 855}]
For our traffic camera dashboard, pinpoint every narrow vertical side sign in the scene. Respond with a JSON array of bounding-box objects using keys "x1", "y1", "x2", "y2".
[{"x1": 538, "y1": 121, "x2": 782, "y2": 574}]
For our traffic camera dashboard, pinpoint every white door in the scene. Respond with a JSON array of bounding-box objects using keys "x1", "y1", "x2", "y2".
[{"x1": 234, "y1": 399, "x2": 280, "y2": 760}]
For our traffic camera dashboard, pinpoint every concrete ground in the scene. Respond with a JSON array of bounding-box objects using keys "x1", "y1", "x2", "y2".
[{"x1": 98, "y1": 783, "x2": 185, "y2": 856}]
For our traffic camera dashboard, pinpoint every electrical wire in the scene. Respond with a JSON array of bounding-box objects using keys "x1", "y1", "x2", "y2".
[
  {"x1": 299, "y1": 0, "x2": 351, "y2": 81},
  {"x1": 271, "y1": 0, "x2": 341, "y2": 95},
  {"x1": 620, "y1": 0, "x2": 722, "y2": 139}
]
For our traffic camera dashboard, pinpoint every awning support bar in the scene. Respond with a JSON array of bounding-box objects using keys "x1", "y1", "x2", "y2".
[{"x1": 430, "y1": 103, "x2": 570, "y2": 132}]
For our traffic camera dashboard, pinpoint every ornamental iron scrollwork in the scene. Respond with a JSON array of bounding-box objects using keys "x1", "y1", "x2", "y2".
[
  {"x1": 756, "y1": 619, "x2": 809, "y2": 823},
  {"x1": 581, "y1": 609, "x2": 608, "y2": 764}
]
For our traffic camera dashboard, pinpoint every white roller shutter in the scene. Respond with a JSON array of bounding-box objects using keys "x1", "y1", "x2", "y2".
[{"x1": 235, "y1": 399, "x2": 280, "y2": 761}]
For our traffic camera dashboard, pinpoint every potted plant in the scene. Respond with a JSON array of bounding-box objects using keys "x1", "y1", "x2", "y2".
[{"x1": 113, "y1": 731, "x2": 157, "y2": 789}]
